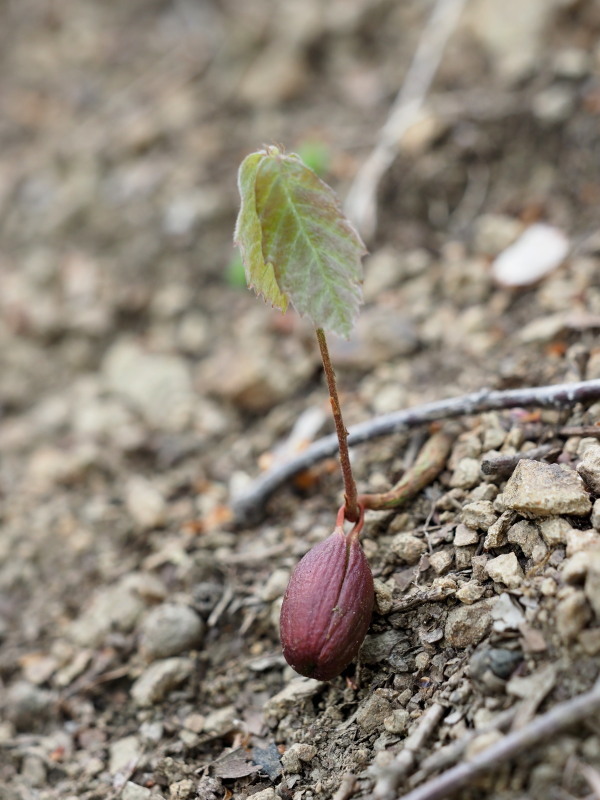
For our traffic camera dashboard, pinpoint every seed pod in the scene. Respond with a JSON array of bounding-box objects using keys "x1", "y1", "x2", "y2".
[{"x1": 280, "y1": 508, "x2": 374, "y2": 681}]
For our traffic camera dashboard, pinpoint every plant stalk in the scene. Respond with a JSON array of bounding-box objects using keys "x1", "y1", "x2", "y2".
[{"x1": 316, "y1": 328, "x2": 360, "y2": 523}]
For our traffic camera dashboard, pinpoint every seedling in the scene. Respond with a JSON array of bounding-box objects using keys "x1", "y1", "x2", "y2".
[{"x1": 234, "y1": 145, "x2": 451, "y2": 679}]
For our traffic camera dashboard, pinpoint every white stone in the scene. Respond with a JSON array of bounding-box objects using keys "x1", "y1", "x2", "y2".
[{"x1": 485, "y1": 553, "x2": 524, "y2": 589}]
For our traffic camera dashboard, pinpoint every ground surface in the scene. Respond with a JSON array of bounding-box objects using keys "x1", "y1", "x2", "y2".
[{"x1": 2, "y1": 1, "x2": 600, "y2": 799}]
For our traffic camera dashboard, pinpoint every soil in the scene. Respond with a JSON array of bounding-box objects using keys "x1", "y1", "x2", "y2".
[{"x1": 1, "y1": 2, "x2": 600, "y2": 799}]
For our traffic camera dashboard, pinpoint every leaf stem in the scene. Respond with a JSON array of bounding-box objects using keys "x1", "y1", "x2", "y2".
[{"x1": 316, "y1": 328, "x2": 360, "y2": 523}]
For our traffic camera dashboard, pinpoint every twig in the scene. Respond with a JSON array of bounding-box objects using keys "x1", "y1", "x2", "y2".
[
  {"x1": 389, "y1": 679, "x2": 600, "y2": 800},
  {"x1": 231, "y1": 379, "x2": 600, "y2": 524},
  {"x1": 371, "y1": 703, "x2": 446, "y2": 800},
  {"x1": 361, "y1": 431, "x2": 453, "y2": 510},
  {"x1": 480, "y1": 443, "x2": 560, "y2": 478},
  {"x1": 344, "y1": 0, "x2": 467, "y2": 239}
]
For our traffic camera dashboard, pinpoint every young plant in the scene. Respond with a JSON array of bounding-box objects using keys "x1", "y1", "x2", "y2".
[{"x1": 235, "y1": 145, "x2": 372, "y2": 679}]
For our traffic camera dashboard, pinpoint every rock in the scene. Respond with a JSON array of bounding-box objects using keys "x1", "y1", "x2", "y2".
[
  {"x1": 360, "y1": 630, "x2": 407, "y2": 665},
  {"x1": 539, "y1": 517, "x2": 573, "y2": 546},
  {"x1": 4, "y1": 681, "x2": 57, "y2": 731},
  {"x1": 69, "y1": 573, "x2": 166, "y2": 647},
  {"x1": 356, "y1": 690, "x2": 393, "y2": 733},
  {"x1": 454, "y1": 524, "x2": 479, "y2": 546},
  {"x1": 263, "y1": 677, "x2": 322, "y2": 722},
  {"x1": 471, "y1": 213, "x2": 521, "y2": 255},
  {"x1": 131, "y1": 657, "x2": 193, "y2": 706},
  {"x1": 507, "y1": 521, "x2": 547, "y2": 562},
  {"x1": 390, "y1": 533, "x2": 427, "y2": 565},
  {"x1": 456, "y1": 580, "x2": 485, "y2": 605},
  {"x1": 484, "y1": 510, "x2": 517, "y2": 550},
  {"x1": 202, "y1": 706, "x2": 239, "y2": 737},
  {"x1": 485, "y1": 553, "x2": 524, "y2": 589},
  {"x1": 429, "y1": 550, "x2": 453, "y2": 575},
  {"x1": 502, "y1": 460, "x2": 592, "y2": 517},
  {"x1": 491, "y1": 223, "x2": 569, "y2": 287},
  {"x1": 261, "y1": 568, "x2": 290, "y2": 602},
  {"x1": 20, "y1": 754, "x2": 46, "y2": 787},
  {"x1": 109, "y1": 734, "x2": 141, "y2": 774},
  {"x1": 556, "y1": 591, "x2": 592, "y2": 642},
  {"x1": 562, "y1": 552, "x2": 591, "y2": 585},
  {"x1": 566, "y1": 529, "x2": 600, "y2": 557},
  {"x1": 248, "y1": 790, "x2": 277, "y2": 800},
  {"x1": 577, "y1": 445, "x2": 600, "y2": 493},
  {"x1": 139, "y1": 603, "x2": 204, "y2": 660},
  {"x1": 122, "y1": 783, "x2": 152, "y2": 800},
  {"x1": 125, "y1": 476, "x2": 167, "y2": 530},
  {"x1": 450, "y1": 458, "x2": 481, "y2": 489},
  {"x1": 584, "y1": 552, "x2": 600, "y2": 618},
  {"x1": 461, "y1": 500, "x2": 498, "y2": 530},
  {"x1": 490, "y1": 592, "x2": 525, "y2": 632},
  {"x1": 103, "y1": 339, "x2": 195, "y2": 431},
  {"x1": 281, "y1": 743, "x2": 317, "y2": 773},
  {"x1": 445, "y1": 599, "x2": 495, "y2": 648},
  {"x1": 169, "y1": 778, "x2": 195, "y2": 800},
  {"x1": 532, "y1": 86, "x2": 575, "y2": 123},
  {"x1": 373, "y1": 579, "x2": 394, "y2": 614},
  {"x1": 592, "y1": 499, "x2": 600, "y2": 531},
  {"x1": 383, "y1": 708, "x2": 410, "y2": 735},
  {"x1": 579, "y1": 628, "x2": 600, "y2": 655}
]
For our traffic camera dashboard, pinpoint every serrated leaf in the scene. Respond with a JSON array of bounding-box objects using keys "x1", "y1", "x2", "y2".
[{"x1": 234, "y1": 146, "x2": 366, "y2": 338}]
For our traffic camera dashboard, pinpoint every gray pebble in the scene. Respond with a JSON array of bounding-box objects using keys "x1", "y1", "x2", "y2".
[
  {"x1": 503, "y1": 460, "x2": 591, "y2": 517},
  {"x1": 131, "y1": 657, "x2": 193, "y2": 706},
  {"x1": 139, "y1": 603, "x2": 204, "y2": 660},
  {"x1": 445, "y1": 599, "x2": 495, "y2": 648},
  {"x1": 485, "y1": 553, "x2": 524, "y2": 588}
]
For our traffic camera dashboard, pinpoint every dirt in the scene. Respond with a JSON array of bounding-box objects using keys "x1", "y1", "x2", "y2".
[{"x1": 1, "y1": 1, "x2": 600, "y2": 799}]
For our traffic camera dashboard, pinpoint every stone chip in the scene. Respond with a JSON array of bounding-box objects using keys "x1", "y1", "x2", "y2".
[{"x1": 502, "y1": 460, "x2": 591, "y2": 517}]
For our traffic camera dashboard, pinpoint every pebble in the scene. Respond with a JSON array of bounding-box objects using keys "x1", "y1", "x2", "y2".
[
  {"x1": 5, "y1": 681, "x2": 57, "y2": 731},
  {"x1": 562, "y1": 552, "x2": 591, "y2": 585},
  {"x1": 483, "y1": 509, "x2": 517, "y2": 550},
  {"x1": 131, "y1": 657, "x2": 194, "y2": 706},
  {"x1": 429, "y1": 550, "x2": 453, "y2": 575},
  {"x1": 248, "y1": 790, "x2": 277, "y2": 800},
  {"x1": 139, "y1": 603, "x2": 204, "y2": 660},
  {"x1": 454, "y1": 524, "x2": 479, "y2": 546},
  {"x1": 538, "y1": 517, "x2": 573, "y2": 547},
  {"x1": 592, "y1": 500, "x2": 600, "y2": 531},
  {"x1": 502, "y1": 460, "x2": 592, "y2": 517},
  {"x1": 102, "y1": 339, "x2": 195, "y2": 431},
  {"x1": 202, "y1": 706, "x2": 240, "y2": 737},
  {"x1": 373, "y1": 579, "x2": 394, "y2": 615},
  {"x1": 456, "y1": 580, "x2": 485, "y2": 605},
  {"x1": 122, "y1": 783, "x2": 152, "y2": 800},
  {"x1": 390, "y1": 533, "x2": 427, "y2": 565},
  {"x1": 261, "y1": 568, "x2": 290, "y2": 602},
  {"x1": 109, "y1": 734, "x2": 141, "y2": 774},
  {"x1": 356, "y1": 690, "x2": 393, "y2": 733},
  {"x1": 383, "y1": 708, "x2": 410, "y2": 735},
  {"x1": 565, "y1": 528, "x2": 600, "y2": 557},
  {"x1": 461, "y1": 500, "x2": 498, "y2": 530},
  {"x1": 450, "y1": 458, "x2": 481, "y2": 489},
  {"x1": 584, "y1": 551, "x2": 600, "y2": 618},
  {"x1": 125, "y1": 476, "x2": 167, "y2": 530},
  {"x1": 444, "y1": 599, "x2": 495, "y2": 648},
  {"x1": 281, "y1": 743, "x2": 317, "y2": 773},
  {"x1": 20, "y1": 755, "x2": 47, "y2": 787},
  {"x1": 471, "y1": 213, "x2": 521, "y2": 255},
  {"x1": 485, "y1": 553, "x2": 524, "y2": 589},
  {"x1": 263, "y1": 678, "x2": 322, "y2": 722},
  {"x1": 577, "y1": 445, "x2": 600, "y2": 493},
  {"x1": 532, "y1": 86, "x2": 575, "y2": 123},
  {"x1": 579, "y1": 629, "x2": 600, "y2": 655},
  {"x1": 69, "y1": 573, "x2": 166, "y2": 647},
  {"x1": 556, "y1": 591, "x2": 592, "y2": 642},
  {"x1": 507, "y1": 520, "x2": 547, "y2": 562}
]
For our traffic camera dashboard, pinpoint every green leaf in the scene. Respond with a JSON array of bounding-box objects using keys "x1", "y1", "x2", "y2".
[{"x1": 234, "y1": 146, "x2": 366, "y2": 338}]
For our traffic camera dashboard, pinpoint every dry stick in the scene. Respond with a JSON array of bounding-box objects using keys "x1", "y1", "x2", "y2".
[
  {"x1": 231, "y1": 379, "x2": 600, "y2": 523},
  {"x1": 316, "y1": 327, "x2": 360, "y2": 523},
  {"x1": 389, "y1": 680, "x2": 600, "y2": 800},
  {"x1": 360, "y1": 431, "x2": 453, "y2": 510},
  {"x1": 344, "y1": 0, "x2": 467, "y2": 239}
]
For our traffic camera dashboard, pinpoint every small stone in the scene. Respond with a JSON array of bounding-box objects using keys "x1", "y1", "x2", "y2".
[
  {"x1": 461, "y1": 500, "x2": 498, "y2": 530},
  {"x1": 281, "y1": 743, "x2": 317, "y2": 773},
  {"x1": 584, "y1": 551, "x2": 600, "y2": 618},
  {"x1": 454, "y1": 524, "x2": 479, "y2": 546},
  {"x1": 109, "y1": 735, "x2": 141, "y2": 775},
  {"x1": 383, "y1": 708, "x2": 410, "y2": 735},
  {"x1": 139, "y1": 603, "x2": 204, "y2": 660},
  {"x1": 356, "y1": 690, "x2": 393, "y2": 733},
  {"x1": 122, "y1": 783, "x2": 152, "y2": 800},
  {"x1": 450, "y1": 458, "x2": 481, "y2": 489},
  {"x1": 131, "y1": 658, "x2": 193, "y2": 706},
  {"x1": 503, "y1": 460, "x2": 591, "y2": 517},
  {"x1": 577, "y1": 445, "x2": 600, "y2": 493},
  {"x1": 261, "y1": 568, "x2": 290, "y2": 602},
  {"x1": 445, "y1": 599, "x2": 495, "y2": 648},
  {"x1": 456, "y1": 580, "x2": 485, "y2": 605},
  {"x1": 539, "y1": 517, "x2": 573, "y2": 547},
  {"x1": 20, "y1": 754, "x2": 46, "y2": 787},
  {"x1": 507, "y1": 521, "x2": 547, "y2": 561},
  {"x1": 491, "y1": 592, "x2": 525, "y2": 632},
  {"x1": 566, "y1": 529, "x2": 600, "y2": 557},
  {"x1": 556, "y1": 591, "x2": 592, "y2": 642},
  {"x1": 562, "y1": 552, "x2": 591, "y2": 585},
  {"x1": 263, "y1": 678, "x2": 322, "y2": 722},
  {"x1": 579, "y1": 628, "x2": 600, "y2": 655},
  {"x1": 390, "y1": 533, "x2": 427, "y2": 565},
  {"x1": 125, "y1": 477, "x2": 167, "y2": 530},
  {"x1": 374, "y1": 579, "x2": 394, "y2": 614},
  {"x1": 455, "y1": 545, "x2": 476, "y2": 570},
  {"x1": 532, "y1": 86, "x2": 575, "y2": 123},
  {"x1": 248, "y1": 790, "x2": 277, "y2": 800},
  {"x1": 484, "y1": 510, "x2": 517, "y2": 550},
  {"x1": 591, "y1": 499, "x2": 600, "y2": 531},
  {"x1": 169, "y1": 779, "x2": 195, "y2": 800},
  {"x1": 5, "y1": 681, "x2": 56, "y2": 731},
  {"x1": 202, "y1": 706, "x2": 239, "y2": 737},
  {"x1": 485, "y1": 553, "x2": 524, "y2": 589},
  {"x1": 429, "y1": 550, "x2": 453, "y2": 575}
]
